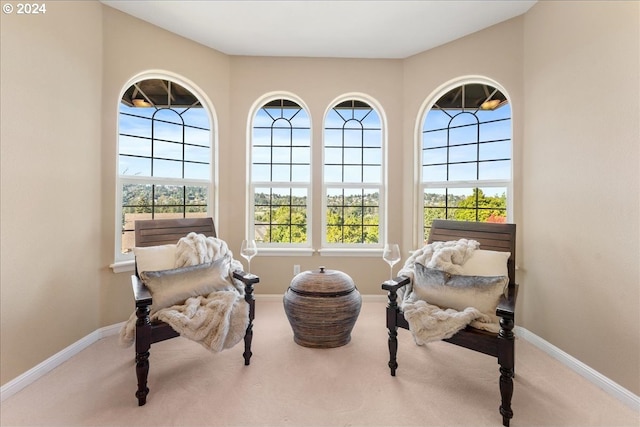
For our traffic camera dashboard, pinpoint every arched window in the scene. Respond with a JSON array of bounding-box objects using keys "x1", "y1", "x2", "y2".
[
  {"x1": 116, "y1": 77, "x2": 212, "y2": 261},
  {"x1": 323, "y1": 98, "x2": 384, "y2": 247},
  {"x1": 250, "y1": 97, "x2": 311, "y2": 246},
  {"x1": 419, "y1": 80, "x2": 512, "y2": 242}
]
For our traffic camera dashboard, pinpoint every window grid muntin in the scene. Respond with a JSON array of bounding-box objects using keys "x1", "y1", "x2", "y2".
[
  {"x1": 253, "y1": 185, "x2": 308, "y2": 244},
  {"x1": 117, "y1": 78, "x2": 212, "y2": 258},
  {"x1": 420, "y1": 83, "x2": 511, "y2": 243},
  {"x1": 251, "y1": 98, "x2": 311, "y2": 245},
  {"x1": 323, "y1": 99, "x2": 383, "y2": 246}
]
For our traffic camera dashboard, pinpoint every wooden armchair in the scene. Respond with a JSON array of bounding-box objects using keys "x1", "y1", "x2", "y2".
[
  {"x1": 382, "y1": 220, "x2": 518, "y2": 426},
  {"x1": 131, "y1": 217, "x2": 259, "y2": 406}
]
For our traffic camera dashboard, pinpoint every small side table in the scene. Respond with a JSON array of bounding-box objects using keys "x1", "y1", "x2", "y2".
[{"x1": 283, "y1": 266, "x2": 362, "y2": 348}]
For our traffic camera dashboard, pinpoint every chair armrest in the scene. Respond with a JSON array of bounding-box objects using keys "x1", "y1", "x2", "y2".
[
  {"x1": 381, "y1": 275, "x2": 411, "y2": 292},
  {"x1": 131, "y1": 275, "x2": 152, "y2": 307},
  {"x1": 233, "y1": 270, "x2": 260, "y2": 286},
  {"x1": 496, "y1": 283, "x2": 518, "y2": 319}
]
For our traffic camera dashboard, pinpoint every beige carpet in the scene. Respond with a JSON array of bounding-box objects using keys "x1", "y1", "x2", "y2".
[{"x1": 1, "y1": 300, "x2": 638, "y2": 427}]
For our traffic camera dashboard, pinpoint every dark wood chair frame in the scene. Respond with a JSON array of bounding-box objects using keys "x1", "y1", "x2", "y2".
[
  {"x1": 131, "y1": 217, "x2": 259, "y2": 406},
  {"x1": 382, "y1": 220, "x2": 518, "y2": 427}
]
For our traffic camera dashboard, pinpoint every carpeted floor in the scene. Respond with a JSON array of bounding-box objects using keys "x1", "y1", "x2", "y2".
[{"x1": 1, "y1": 300, "x2": 638, "y2": 426}]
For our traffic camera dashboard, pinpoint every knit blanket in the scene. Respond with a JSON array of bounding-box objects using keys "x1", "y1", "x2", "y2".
[
  {"x1": 119, "y1": 233, "x2": 249, "y2": 353},
  {"x1": 397, "y1": 239, "x2": 497, "y2": 345}
]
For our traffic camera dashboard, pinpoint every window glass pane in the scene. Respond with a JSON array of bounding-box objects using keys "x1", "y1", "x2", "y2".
[
  {"x1": 363, "y1": 129, "x2": 381, "y2": 147},
  {"x1": 154, "y1": 108, "x2": 183, "y2": 125},
  {"x1": 422, "y1": 129, "x2": 447, "y2": 149},
  {"x1": 153, "y1": 158, "x2": 182, "y2": 178},
  {"x1": 252, "y1": 164, "x2": 271, "y2": 182},
  {"x1": 449, "y1": 144, "x2": 477, "y2": 163},
  {"x1": 154, "y1": 140, "x2": 182, "y2": 160},
  {"x1": 185, "y1": 186, "x2": 208, "y2": 206},
  {"x1": 449, "y1": 123, "x2": 478, "y2": 146},
  {"x1": 120, "y1": 115, "x2": 152, "y2": 138},
  {"x1": 290, "y1": 110, "x2": 310, "y2": 128},
  {"x1": 343, "y1": 166, "x2": 362, "y2": 183},
  {"x1": 363, "y1": 148, "x2": 381, "y2": 165},
  {"x1": 363, "y1": 166, "x2": 381, "y2": 183},
  {"x1": 292, "y1": 128, "x2": 310, "y2": 145},
  {"x1": 185, "y1": 145, "x2": 209, "y2": 163},
  {"x1": 119, "y1": 135, "x2": 151, "y2": 157},
  {"x1": 480, "y1": 119, "x2": 511, "y2": 142},
  {"x1": 448, "y1": 162, "x2": 477, "y2": 181},
  {"x1": 184, "y1": 126, "x2": 210, "y2": 147},
  {"x1": 325, "y1": 147, "x2": 342, "y2": 163},
  {"x1": 324, "y1": 129, "x2": 342, "y2": 146},
  {"x1": 291, "y1": 165, "x2": 310, "y2": 182},
  {"x1": 272, "y1": 127, "x2": 291, "y2": 146},
  {"x1": 423, "y1": 109, "x2": 450, "y2": 132},
  {"x1": 119, "y1": 155, "x2": 151, "y2": 176},
  {"x1": 253, "y1": 127, "x2": 272, "y2": 145},
  {"x1": 153, "y1": 119, "x2": 182, "y2": 143},
  {"x1": 479, "y1": 140, "x2": 510, "y2": 161},
  {"x1": 253, "y1": 146, "x2": 272, "y2": 163},
  {"x1": 423, "y1": 147, "x2": 447, "y2": 166},
  {"x1": 324, "y1": 165, "x2": 342, "y2": 183},
  {"x1": 423, "y1": 165, "x2": 447, "y2": 182},
  {"x1": 184, "y1": 162, "x2": 209, "y2": 180},
  {"x1": 291, "y1": 147, "x2": 310, "y2": 164},
  {"x1": 272, "y1": 147, "x2": 291, "y2": 163},
  {"x1": 271, "y1": 165, "x2": 291, "y2": 181},
  {"x1": 344, "y1": 148, "x2": 362, "y2": 164},
  {"x1": 343, "y1": 128, "x2": 362, "y2": 146},
  {"x1": 479, "y1": 160, "x2": 511, "y2": 180},
  {"x1": 181, "y1": 108, "x2": 209, "y2": 128}
]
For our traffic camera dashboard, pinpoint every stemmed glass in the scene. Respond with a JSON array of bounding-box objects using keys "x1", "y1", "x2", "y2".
[
  {"x1": 383, "y1": 243, "x2": 401, "y2": 282},
  {"x1": 240, "y1": 239, "x2": 258, "y2": 274}
]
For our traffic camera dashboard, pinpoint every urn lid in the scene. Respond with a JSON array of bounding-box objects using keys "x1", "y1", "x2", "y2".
[{"x1": 289, "y1": 266, "x2": 356, "y2": 295}]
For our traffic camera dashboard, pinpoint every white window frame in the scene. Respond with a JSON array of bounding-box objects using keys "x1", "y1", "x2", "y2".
[
  {"x1": 319, "y1": 94, "x2": 387, "y2": 257},
  {"x1": 111, "y1": 71, "x2": 216, "y2": 272},
  {"x1": 247, "y1": 93, "x2": 313, "y2": 256},
  {"x1": 415, "y1": 77, "x2": 513, "y2": 247}
]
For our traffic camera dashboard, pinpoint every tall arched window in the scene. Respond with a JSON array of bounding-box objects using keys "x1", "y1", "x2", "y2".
[
  {"x1": 420, "y1": 80, "x2": 512, "y2": 242},
  {"x1": 323, "y1": 98, "x2": 384, "y2": 247},
  {"x1": 116, "y1": 77, "x2": 212, "y2": 261},
  {"x1": 250, "y1": 97, "x2": 311, "y2": 246}
]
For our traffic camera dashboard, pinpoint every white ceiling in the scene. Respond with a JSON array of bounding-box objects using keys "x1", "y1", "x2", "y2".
[{"x1": 100, "y1": 1, "x2": 537, "y2": 59}]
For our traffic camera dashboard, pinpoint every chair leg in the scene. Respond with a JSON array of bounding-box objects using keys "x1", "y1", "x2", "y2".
[
  {"x1": 498, "y1": 317, "x2": 515, "y2": 427},
  {"x1": 135, "y1": 305, "x2": 152, "y2": 406},
  {"x1": 385, "y1": 288, "x2": 400, "y2": 376},
  {"x1": 243, "y1": 283, "x2": 255, "y2": 365}
]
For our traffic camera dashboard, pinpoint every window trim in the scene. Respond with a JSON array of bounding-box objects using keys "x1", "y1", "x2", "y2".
[
  {"x1": 113, "y1": 71, "x2": 217, "y2": 267},
  {"x1": 414, "y1": 76, "x2": 513, "y2": 247}
]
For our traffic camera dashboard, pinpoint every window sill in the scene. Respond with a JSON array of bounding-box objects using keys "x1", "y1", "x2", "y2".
[
  {"x1": 318, "y1": 248, "x2": 383, "y2": 257},
  {"x1": 110, "y1": 260, "x2": 134, "y2": 274}
]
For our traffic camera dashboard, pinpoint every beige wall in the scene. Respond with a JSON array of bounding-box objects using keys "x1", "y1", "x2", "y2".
[
  {"x1": 0, "y1": 1, "x2": 103, "y2": 385},
  {"x1": 521, "y1": 0, "x2": 639, "y2": 394},
  {"x1": 1, "y1": 0, "x2": 638, "y2": 396}
]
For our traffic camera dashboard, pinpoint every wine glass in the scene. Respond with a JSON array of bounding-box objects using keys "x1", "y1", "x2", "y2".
[
  {"x1": 383, "y1": 243, "x2": 401, "y2": 282},
  {"x1": 240, "y1": 239, "x2": 258, "y2": 274}
]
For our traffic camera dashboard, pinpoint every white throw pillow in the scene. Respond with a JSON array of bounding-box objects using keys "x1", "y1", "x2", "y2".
[
  {"x1": 461, "y1": 249, "x2": 510, "y2": 278},
  {"x1": 133, "y1": 244, "x2": 177, "y2": 273},
  {"x1": 139, "y1": 258, "x2": 233, "y2": 310},
  {"x1": 412, "y1": 263, "x2": 508, "y2": 323}
]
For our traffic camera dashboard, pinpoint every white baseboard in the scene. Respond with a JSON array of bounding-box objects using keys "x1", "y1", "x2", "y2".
[
  {"x1": 0, "y1": 322, "x2": 124, "y2": 402},
  {"x1": 2, "y1": 303, "x2": 638, "y2": 413},
  {"x1": 515, "y1": 326, "x2": 640, "y2": 411}
]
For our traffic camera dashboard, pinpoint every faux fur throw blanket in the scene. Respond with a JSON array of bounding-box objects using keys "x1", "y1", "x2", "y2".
[
  {"x1": 397, "y1": 239, "x2": 497, "y2": 345},
  {"x1": 119, "y1": 233, "x2": 249, "y2": 353}
]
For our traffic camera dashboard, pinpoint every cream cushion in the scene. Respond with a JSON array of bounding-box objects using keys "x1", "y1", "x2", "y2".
[
  {"x1": 133, "y1": 244, "x2": 177, "y2": 273},
  {"x1": 139, "y1": 258, "x2": 232, "y2": 310},
  {"x1": 461, "y1": 249, "x2": 510, "y2": 278},
  {"x1": 413, "y1": 263, "x2": 508, "y2": 323}
]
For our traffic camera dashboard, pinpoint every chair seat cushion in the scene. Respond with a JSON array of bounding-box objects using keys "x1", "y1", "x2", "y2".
[
  {"x1": 413, "y1": 263, "x2": 508, "y2": 321},
  {"x1": 140, "y1": 258, "x2": 233, "y2": 310}
]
